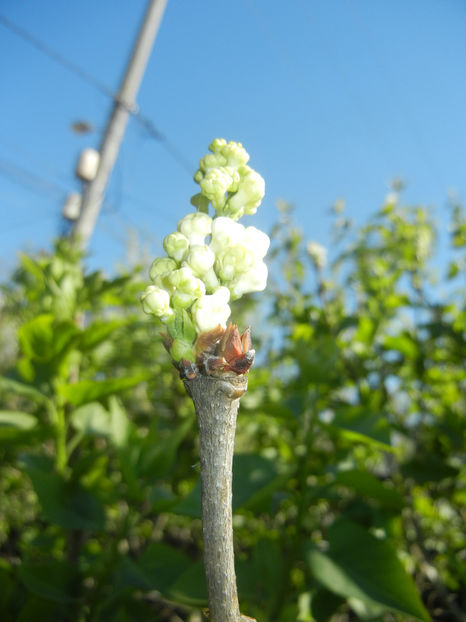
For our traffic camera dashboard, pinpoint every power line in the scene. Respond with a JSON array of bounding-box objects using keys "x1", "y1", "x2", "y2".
[
  {"x1": 0, "y1": 155, "x2": 67, "y2": 200},
  {"x1": 135, "y1": 114, "x2": 193, "y2": 175},
  {"x1": 0, "y1": 133, "x2": 72, "y2": 188},
  {"x1": 0, "y1": 12, "x2": 193, "y2": 177},
  {"x1": 0, "y1": 212, "x2": 58, "y2": 236},
  {"x1": 71, "y1": 0, "x2": 169, "y2": 249},
  {"x1": 0, "y1": 14, "x2": 114, "y2": 100}
]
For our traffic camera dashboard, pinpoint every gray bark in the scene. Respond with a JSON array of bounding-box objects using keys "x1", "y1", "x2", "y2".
[{"x1": 183, "y1": 373, "x2": 255, "y2": 622}]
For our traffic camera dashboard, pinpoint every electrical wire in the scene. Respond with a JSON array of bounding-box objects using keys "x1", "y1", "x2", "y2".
[
  {"x1": 0, "y1": 133, "x2": 72, "y2": 188},
  {"x1": 0, "y1": 13, "x2": 193, "y2": 177},
  {"x1": 0, "y1": 155, "x2": 67, "y2": 200},
  {"x1": 0, "y1": 14, "x2": 114, "y2": 100}
]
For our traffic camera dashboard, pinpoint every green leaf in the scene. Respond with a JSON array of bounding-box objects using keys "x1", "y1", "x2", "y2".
[
  {"x1": 79, "y1": 318, "x2": 131, "y2": 350},
  {"x1": 383, "y1": 333, "x2": 419, "y2": 359},
  {"x1": 329, "y1": 406, "x2": 394, "y2": 451},
  {"x1": 447, "y1": 261, "x2": 459, "y2": 279},
  {"x1": 70, "y1": 398, "x2": 130, "y2": 448},
  {"x1": 311, "y1": 588, "x2": 345, "y2": 622},
  {"x1": 333, "y1": 469, "x2": 404, "y2": 510},
  {"x1": 401, "y1": 455, "x2": 459, "y2": 484},
  {"x1": 18, "y1": 559, "x2": 79, "y2": 604},
  {"x1": 0, "y1": 411, "x2": 37, "y2": 441},
  {"x1": 134, "y1": 417, "x2": 193, "y2": 480},
  {"x1": 59, "y1": 374, "x2": 149, "y2": 406},
  {"x1": 0, "y1": 561, "x2": 14, "y2": 612},
  {"x1": 19, "y1": 252, "x2": 46, "y2": 285},
  {"x1": 18, "y1": 314, "x2": 77, "y2": 362},
  {"x1": 21, "y1": 454, "x2": 105, "y2": 530},
  {"x1": 17, "y1": 595, "x2": 67, "y2": 621},
  {"x1": 148, "y1": 485, "x2": 177, "y2": 512},
  {"x1": 114, "y1": 543, "x2": 200, "y2": 601},
  {"x1": 190, "y1": 192, "x2": 210, "y2": 213},
  {"x1": 232, "y1": 453, "x2": 282, "y2": 511},
  {"x1": 237, "y1": 538, "x2": 283, "y2": 604},
  {"x1": 71, "y1": 402, "x2": 109, "y2": 436},
  {"x1": 138, "y1": 543, "x2": 192, "y2": 593},
  {"x1": 174, "y1": 453, "x2": 281, "y2": 518},
  {"x1": 306, "y1": 520, "x2": 430, "y2": 622},
  {"x1": 108, "y1": 396, "x2": 131, "y2": 448},
  {"x1": 168, "y1": 562, "x2": 207, "y2": 606},
  {"x1": 0, "y1": 376, "x2": 52, "y2": 406}
]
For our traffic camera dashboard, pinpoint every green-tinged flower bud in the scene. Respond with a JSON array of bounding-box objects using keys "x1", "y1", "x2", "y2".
[
  {"x1": 227, "y1": 167, "x2": 265, "y2": 217},
  {"x1": 170, "y1": 338, "x2": 195, "y2": 362},
  {"x1": 183, "y1": 244, "x2": 215, "y2": 277},
  {"x1": 228, "y1": 168, "x2": 241, "y2": 193},
  {"x1": 229, "y1": 260, "x2": 268, "y2": 300},
  {"x1": 193, "y1": 169, "x2": 204, "y2": 183},
  {"x1": 140, "y1": 285, "x2": 173, "y2": 320},
  {"x1": 167, "y1": 267, "x2": 206, "y2": 308},
  {"x1": 167, "y1": 266, "x2": 204, "y2": 292},
  {"x1": 163, "y1": 231, "x2": 190, "y2": 262},
  {"x1": 199, "y1": 167, "x2": 235, "y2": 210},
  {"x1": 209, "y1": 217, "x2": 245, "y2": 254},
  {"x1": 243, "y1": 226, "x2": 270, "y2": 259},
  {"x1": 415, "y1": 226, "x2": 433, "y2": 261},
  {"x1": 199, "y1": 152, "x2": 227, "y2": 172},
  {"x1": 178, "y1": 212, "x2": 212, "y2": 245},
  {"x1": 215, "y1": 245, "x2": 255, "y2": 282},
  {"x1": 149, "y1": 257, "x2": 178, "y2": 282},
  {"x1": 209, "y1": 138, "x2": 227, "y2": 153},
  {"x1": 306, "y1": 241, "x2": 327, "y2": 270},
  {"x1": 192, "y1": 286, "x2": 231, "y2": 334},
  {"x1": 202, "y1": 267, "x2": 220, "y2": 293},
  {"x1": 220, "y1": 141, "x2": 250, "y2": 168}
]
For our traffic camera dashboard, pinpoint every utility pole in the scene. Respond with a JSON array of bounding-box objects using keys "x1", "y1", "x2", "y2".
[{"x1": 71, "y1": 0, "x2": 168, "y2": 250}]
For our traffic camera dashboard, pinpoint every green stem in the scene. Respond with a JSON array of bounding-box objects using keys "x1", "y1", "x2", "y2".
[{"x1": 55, "y1": 405, "x2": 67, "y2": 474}]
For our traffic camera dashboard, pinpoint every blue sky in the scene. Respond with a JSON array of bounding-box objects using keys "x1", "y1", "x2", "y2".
[{"x1": 1, "y1": 0, "x2": 465, "y2": 277}]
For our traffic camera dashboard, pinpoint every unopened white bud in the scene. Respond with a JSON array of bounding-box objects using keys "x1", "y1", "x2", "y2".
[
  {"x1": 149, "y1": 257, "x2": 177, "y2": 282},
  {"x1": 200, "y1": 167, "x2": 235, "y2": 210},
  {"x1": 227, "y1": 167, "x2": 265, "y2": 217},
  {"x1": 220, "y1": 141, "x2": 250, "y2": 168},
  {"x1": 210, "y1": 217, "x2": 245, "y2": 254},
  {"x1": 243, "y1": 226, "x2": 270, "y2": 259},
  {"x1": 183, "y1": 244, "x2": 215, "y2": 277},
  {"x1": 215, "y1": 245, "x2": 254, "y2": 282},
  {"x1": 178, "y1": 212, "x2": 212, "y2": 246},
  {"x1": 163, "y1": 232, "x2": 190, "y2": 262},
  {"x1": 192, "y1": 286, "x2": 231, "y2": 333},
  {"x1": 140, "y1": 285, "x2": 173, "y2": 320},
  {"x1": 167, "y1": 267, "x2": 206, "y2": 309},
  {"x1": 229, "y1": 260, "x2": 268, "y2": 300}
]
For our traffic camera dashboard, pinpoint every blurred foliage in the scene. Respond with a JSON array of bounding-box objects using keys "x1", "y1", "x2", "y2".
[{"x1": 0, "y1": 194, "x2": 464, "y2": 622}]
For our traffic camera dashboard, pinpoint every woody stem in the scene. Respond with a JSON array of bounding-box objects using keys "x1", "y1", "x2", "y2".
[{"x1": 183, "y1": 373, "x2": 253, "y2": 622}]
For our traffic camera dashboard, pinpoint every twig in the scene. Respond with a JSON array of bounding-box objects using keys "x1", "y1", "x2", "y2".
[{"x1": 183, "y1": 372, "x2": 256, "y2": 622}]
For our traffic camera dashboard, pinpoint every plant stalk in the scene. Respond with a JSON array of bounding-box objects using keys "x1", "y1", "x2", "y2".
[{"x1": 183, "y1": 372, "x2": 254, "y2": 622}]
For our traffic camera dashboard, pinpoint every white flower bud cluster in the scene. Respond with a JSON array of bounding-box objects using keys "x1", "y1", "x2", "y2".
[
  {"x1": 193, "y1": 139, "x2": 265, "y2": 221},
  {"x1": 306, "y1": 241, "x2": 327, "y2": 270},
  {"x1": 141, "y1": 139, "x2": 269, "y2": 362}
]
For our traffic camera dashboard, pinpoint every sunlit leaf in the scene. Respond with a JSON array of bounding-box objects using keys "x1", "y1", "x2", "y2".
[
  {"x1": 59, "y1": 374, "x2": 149, "y2": 406},
  {"x1": 333, "y1": 469, "x2": 404, "y2": 510},
  {"x1": 306, "y1": 520, "x2": 430, "y2": 622},
  {"x1": 0, "y1": 376, "x2": 52, "y2": 406},
  {"x1": 0, "y1": 411, "x2": 37, "y2": 441},
  {"x1": 329, "y1": 406, "x2": 393, "y2": 451}
]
